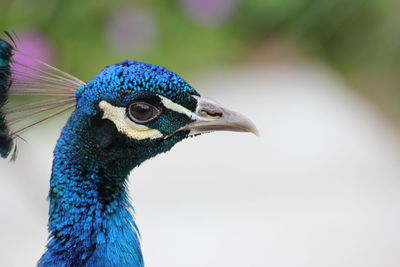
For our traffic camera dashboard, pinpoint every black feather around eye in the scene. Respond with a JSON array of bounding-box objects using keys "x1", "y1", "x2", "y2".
[{"x1": 92, "y1": 119, "x2": 118, "y2": 150}]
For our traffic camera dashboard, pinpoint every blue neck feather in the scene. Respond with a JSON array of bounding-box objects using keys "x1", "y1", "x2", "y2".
[{"x1": 39, "y1": 110, "x2": 144, "y2": 267}]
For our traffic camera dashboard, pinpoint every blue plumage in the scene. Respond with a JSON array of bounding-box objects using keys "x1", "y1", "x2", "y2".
[
  {"x1": 0, "y1": 33, "x2": 258, "y2": 267},
  {"x1": 39, "y1": 61, "x2": 199, "y2": 266}
]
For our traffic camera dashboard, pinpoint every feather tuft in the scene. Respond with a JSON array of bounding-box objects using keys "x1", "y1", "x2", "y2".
[
  {"x1": 0, "y1": 34, "x2": 14, "y2": 158},
  {"x1": 0, "y1": 31, "x2": 84, "y2": 160}
]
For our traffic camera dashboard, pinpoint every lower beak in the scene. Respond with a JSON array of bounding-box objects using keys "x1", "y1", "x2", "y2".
[{"x1": 178, "y1": 96, "x2": 259, "y2": 136}]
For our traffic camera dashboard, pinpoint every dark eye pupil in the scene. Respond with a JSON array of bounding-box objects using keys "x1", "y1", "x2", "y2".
[{"x1": 128, "y1": 102, "x2": 159, "y2": 123}]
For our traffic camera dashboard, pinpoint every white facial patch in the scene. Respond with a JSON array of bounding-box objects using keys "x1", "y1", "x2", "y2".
[{"x1": 99, "y1": 101, "x2": 163, "y2": 140}]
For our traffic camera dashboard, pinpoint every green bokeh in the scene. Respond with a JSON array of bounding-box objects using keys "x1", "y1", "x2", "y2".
[{"x1": 1, "y1": 0, "x2": 399, "y2": 120}]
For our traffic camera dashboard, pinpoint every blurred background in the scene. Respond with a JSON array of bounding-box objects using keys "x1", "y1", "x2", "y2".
[{"x1": 1, "y1": 0, "x2": 400, "y2": 266}]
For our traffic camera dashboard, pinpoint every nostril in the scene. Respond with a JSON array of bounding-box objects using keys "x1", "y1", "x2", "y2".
[{"x1": 200, "y1": 109, "x2": 223, "y2": 118}]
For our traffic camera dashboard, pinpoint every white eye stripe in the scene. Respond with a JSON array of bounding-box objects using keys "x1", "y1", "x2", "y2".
[
  {"x1": 158, "y1": 95, "x2": 204, "y2": 121},
  {"x1": 99, "y1": 100, "x2": 163, "y2": 140}
]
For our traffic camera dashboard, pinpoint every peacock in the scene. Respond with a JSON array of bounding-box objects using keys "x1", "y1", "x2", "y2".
[{"x1": 0, "y1": 33, "x2": 258, "y2": 266}]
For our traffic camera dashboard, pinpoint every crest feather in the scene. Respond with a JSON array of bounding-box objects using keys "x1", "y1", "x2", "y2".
[{"x1": 0, "y1": 31, "x2": 85, "y2": 160}]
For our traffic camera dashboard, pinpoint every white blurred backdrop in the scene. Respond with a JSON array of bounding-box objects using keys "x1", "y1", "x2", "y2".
[{"x1": 1, "y1": 61, "x2": 400, "y2": 267}]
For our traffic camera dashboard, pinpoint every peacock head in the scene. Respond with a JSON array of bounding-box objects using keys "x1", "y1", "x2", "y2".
[{"x1": 72, "y1": 61, "x2": 258, "y2": 171}]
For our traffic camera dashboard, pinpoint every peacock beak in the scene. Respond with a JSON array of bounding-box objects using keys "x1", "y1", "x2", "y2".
[{"x1": 178, "y1": 96, "x2": 259, "y2": 136}]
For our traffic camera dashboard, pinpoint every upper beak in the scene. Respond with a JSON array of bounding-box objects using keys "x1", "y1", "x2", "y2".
[{"x1": 177, "y1": 96, "x2": 259, "y2": 136}]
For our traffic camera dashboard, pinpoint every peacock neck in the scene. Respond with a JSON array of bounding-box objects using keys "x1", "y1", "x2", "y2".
[{"x1": 39, "y1": 111, "x2": 144, "y2": 267}]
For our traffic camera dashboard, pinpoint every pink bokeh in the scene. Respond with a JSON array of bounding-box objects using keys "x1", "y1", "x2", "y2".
[
  {"x1": 12, "y1": 30, "x2": 55, "y2": 80},
  {"x1": 105, "y1": 6, "x2": 157, "y2": 54},
  {"x1": 181, "y1": 0, "x2": 237, "y2": 26}
]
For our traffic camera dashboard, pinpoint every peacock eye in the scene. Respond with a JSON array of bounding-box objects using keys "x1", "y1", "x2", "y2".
[{"x1": 127, "y1": 101, "x2": 161, "y2": 124}]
